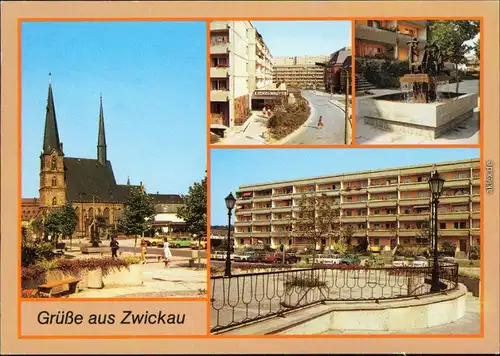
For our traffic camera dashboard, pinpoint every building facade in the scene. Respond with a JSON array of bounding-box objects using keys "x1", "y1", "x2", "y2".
[
  {"x1": 272, "y1": 55, "x2": 330, "y2": 88},
  {"x1": 233, "y1": 158, "x2": 480, "y2": 258},
  {"x1": 209, "y1": 21, "x2": 273, "y2": 131},
  {"x1": 355, "y1": 20, "x2": 427, "y2": 60},
  {"x1": 318, "y1": 47, "x2": 352, "y2": 94},
  {"x1": 27, "y1": 79, "x2": 184, "y2": 238}
]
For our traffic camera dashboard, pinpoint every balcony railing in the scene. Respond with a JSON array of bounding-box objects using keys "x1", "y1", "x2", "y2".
[{"x1": 355, "y1": 24, "x2": 398, "y2": 44}]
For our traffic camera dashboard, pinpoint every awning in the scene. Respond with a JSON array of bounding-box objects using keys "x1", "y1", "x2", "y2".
[{"x1": 253, "y1": 90, "x2": 288, "y2": 98}]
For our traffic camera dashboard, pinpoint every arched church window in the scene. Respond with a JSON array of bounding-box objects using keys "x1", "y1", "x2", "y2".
[
  {"x1": 51, "y1": 176, "x2": 57, "y2": 187},
  {"x1": 52, "y1": 197, "x2": 57, "y2": 206},
  {"x1": 51, "y1": 156, "x2": 57, "y2": 170}
]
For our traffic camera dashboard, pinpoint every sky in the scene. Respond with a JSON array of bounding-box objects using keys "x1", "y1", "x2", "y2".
[
  {"x1": 21, "y1": 21, "x2": 206, "y2": 198},
  {"x1": 210, "y1": 148, "x2": 480, "y2": 225},
  {"x1": 252, "y1": 21, "x2": 351, "y2": 57}
]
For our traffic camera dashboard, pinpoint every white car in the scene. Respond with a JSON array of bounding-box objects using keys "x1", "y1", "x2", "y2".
[
  {"x1": 214, "y1": 251, "x2": 226, "y2": 260},
  {"x1": 392, "y1": 256, "x2": 409, "y2": 267},
  {"x1": 233, "y1": 252, "x2": 252, "y2": 262},
  {"x1": 323, "y1": 256, "x2": 342, "y2": 265},
  {"x1": 412, "y1": 256, "x2": 429, "y2": 267}
]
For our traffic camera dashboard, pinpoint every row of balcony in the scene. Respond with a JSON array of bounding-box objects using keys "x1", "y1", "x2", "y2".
[
  {"x1": 355, "y1": 24, "x2": 427, "y2": 46},
  {"x1": 235, "y1": 228, "x2": 479, "y2": 239}
]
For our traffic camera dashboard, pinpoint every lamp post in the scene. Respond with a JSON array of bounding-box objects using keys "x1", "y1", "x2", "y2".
[
  {"x1": 224, "y1": 192, "x2": 236, "y2": 277},
  {"x1": 428, "y1": 170, "x2": 445, "y2": 292},
  {"x1": 338, "y1": 67, "x2": 350, "y2": 145}
]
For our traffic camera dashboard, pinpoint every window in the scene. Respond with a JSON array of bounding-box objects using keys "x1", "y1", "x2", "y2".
[
  {"x1": 374, "y1": 238, "x2": 380, "y2": 245},
  {"x1": 346, "y1": 210, "x2": 352, "y2": 216},
  {"x1": 52, "y1": 197, "x2": 57, "y2": 206},
  {"x1": 417, "y1": 177, "x2": 422, "y2": 182},
  {"x1": 347, "y1": 196, "x2": 353, "y2": 201},
  {"x1": 454, "y1": 222, "x2": 467, "y2": 229},
  {"x1": 51, "y1": 156, "x2": 57, "y2": 170},
  {"x1": 374, "y1": 209, "x2": 380, "y2": 215},
  {"x1": 440, "y1": 222, "x2": 446, "y2": 229},
  {"x1": 240, "y1": 239, "x2": 244, "y2": 244},
  {"x1": 211, "y1": 79, "x2": 228, "y2": 91},
  {"x1": 51, "y1": 176, "x2": 57, "y2": 187}
]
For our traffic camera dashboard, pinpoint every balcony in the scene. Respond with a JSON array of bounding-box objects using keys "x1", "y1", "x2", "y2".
[
  {"x1": 235, "y1": 209, "x2": 252, "y2": 216},
  {"x1": 253, "y1": 195, "x2": 272, "y2": 202},
  {"x1": 368, "y1": 230, "x2": 396, "y2": 237},
  {"x1": 272, "y1": 219, "x2": 292, "y2": 225},
  {"x1": 272, "y1": 206, "x2": 293, "y2": 213},
  {"x1": 437, "y1": 212, "x2": 470, "y2": 221},
  {"x1": 471, "y1": 195, "x2": 480, "y2": 203},
  {"x1": 399, "y1": 229, "x2": 419, "y2": 237},
  {"x1": 252, "y1": 232, "x2": 271, "y2": 238},
  {"x1": 211, "y1": 42, "x2": 229, "y2": 55},
  {"x1": 368, "y1": 185, "x2": 398, "y2": 193},
  {"x1": 271, "y1": 231, "x2": 290, "y2": 237},
  {"x1": 368, "y1": 215, "x2": 398, "y2": 222},
  {"x1": 399, "y1": 198, "x2": 430, "y2": 206},
  {"x1": 355, "y1": 24, "x2": 398, "y2": 44},
  {"x1": 368, "y1": 199, "x2": 397, "y2": 207},
  {"x1": 439, "y1": 195, "x2": 470, "y2": 204},
  {"x1": 210, "y1": 22, "x2": 230, "y2": 31},
  {"x1": 471, "y1": 212, "x2": 480, "y2": 220},
  {"x1": 472, "y1": 177, "x2": 480, "y2": 186},
  {"x1": 210, "y1": 67, "x2": 229, "y2": 78},
  {"x1": 236, "y1": 197, "x2": 252, "y2": 204},
  {"x1": 235, "y1": 221, "x2": 252, "y2": 226},
  {"x1": 352, "y1": 230, "x2": 367, "y2": 237},
  {"x1": 399, "y1": 182, "x2": 429, "y2": 191},
  {"x1": 210, "y1": 90, "x2": 230, "y2": 102},
  {"x1": 471, "y1": 229, "x2": 480, "y2": 236},
  {"x1": 341, "y1": 188, "x2": 368, "y2": 195},
  {"x1": 341, "y1": 216, "x2": 367, "y2": 223},
  {"x1": 253, "y1": 220, "x2": 271, "y2": 226},
  {"x1": 399, "y1": 214, "x2": 429, "y2": 221},
  {"x1": 317, "y1": 190, "x2": 340, "y2": 197},
  {"x1": 439, "y1": 229, "x2": 470, "y2": 237},
  {"x1": 341, "y1": 201, "x2": 367, "y2": 208},
  {"x1": 234, "y1": 232, "x2": 251, "y2": 238},
  {"x1": 273, "y1": 193, "x2": 293, "y2": 200},
  {"x1": 445, "y1": 179, "x2": 471, "y2": 188},
  {"x1": 252, "y1": 207, "x2": 271, "y2": 213},
  {"x1": 210, "y1": 113, "x2": 226, "y2": 127}
]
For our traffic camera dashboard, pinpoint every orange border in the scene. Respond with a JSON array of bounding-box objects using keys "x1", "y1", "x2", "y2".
[{"x1": 17, "y1": 16, "x2": 484, "y2": 340}]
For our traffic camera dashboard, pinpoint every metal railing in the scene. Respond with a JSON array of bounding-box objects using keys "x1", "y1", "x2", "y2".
[{"x1": 210, "y1": 263, "x2": 458, "y2": 333}]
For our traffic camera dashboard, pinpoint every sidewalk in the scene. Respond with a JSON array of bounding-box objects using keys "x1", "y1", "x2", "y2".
[
  {"x1": 68, "y1": 258, "x2": 207, "y2": 298},
  {"x1": 217, "y1": 112, "x2": 269, "y2": 145}
]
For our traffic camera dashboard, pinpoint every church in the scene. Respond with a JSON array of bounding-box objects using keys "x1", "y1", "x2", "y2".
[{"x1": 29, "y1": 78, "x2": 185, "y2": 237}]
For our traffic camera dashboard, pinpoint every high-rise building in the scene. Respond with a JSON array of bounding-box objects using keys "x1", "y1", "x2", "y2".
[
  {"x1": 355, "y1": 20, "x2": 428, "y2": 60},
  {"x1": 272, "y1": 55, "x2": 330, "y2": 88},
  {"x1": 233, "y1": 158, "x2": 480, "y2": 258},
  {"x1": 209, "y1": 21, "x2": 273, "y2": 131}
]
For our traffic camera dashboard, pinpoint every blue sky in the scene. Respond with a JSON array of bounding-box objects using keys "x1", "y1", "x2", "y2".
[
  {"x1": 253, "y1": 21, "x2": 351, "y2": 57},
  {"x1": 21, "y1": 21, "x2": 206, "y2": 198},
  {"x1": 210, "y1": 148, "x2": 480, "y2": 225}
]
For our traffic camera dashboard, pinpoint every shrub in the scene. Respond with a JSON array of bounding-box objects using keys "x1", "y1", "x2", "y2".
[
  {"x1": 440, "y1": 242, "x2": 456, "y2": 257},
  {"x1": 356, "y1": 57, "x2": 409, "y2": 88},
  {"x1": 21, "y1": 241, "x2": 55, "y2": 266},
  {"x1": 469, "y1": 244, "x2": 480, "y2": 260},
  {"x1": 285, "y1": 276, "x2": 327, "y2": 288}
]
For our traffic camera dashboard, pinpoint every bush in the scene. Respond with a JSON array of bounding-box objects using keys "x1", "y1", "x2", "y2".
[
  {"x1": 440, "y1": 242, "x2": 456, "y2": 257},
  {"x1": 469, "y1": 244, "x2": 480, "y2": 260},
  {"x1": 356, "y1": 57, "x2": 410, "y2": 89},
  {"x1": 22, "y1": 242, "x2": 55, "y2": 267}
]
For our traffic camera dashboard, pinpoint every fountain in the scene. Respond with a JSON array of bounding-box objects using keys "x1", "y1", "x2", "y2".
[{"x1": 363, "y1": 37, "x2": 478, "y2": 140}]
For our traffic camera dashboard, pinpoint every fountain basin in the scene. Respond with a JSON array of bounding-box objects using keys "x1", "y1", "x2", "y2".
[{"x1": 363, "y1": 92, "x2": 478, "y2": 140}]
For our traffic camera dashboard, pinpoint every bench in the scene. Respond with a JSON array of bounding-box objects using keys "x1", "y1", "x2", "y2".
[
  {"x1": 81, "y1": 247, "x2": 109, "y2": 254},
  {"x1": 37, "y1": 278, "x2": 81, "y2": 297}
]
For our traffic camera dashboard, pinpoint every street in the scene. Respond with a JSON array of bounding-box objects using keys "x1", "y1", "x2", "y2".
[{"x1": 282, "y1": 90, "x2": 347, "y2": 144}]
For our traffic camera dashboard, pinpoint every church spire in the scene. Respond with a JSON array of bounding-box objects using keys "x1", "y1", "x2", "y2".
[
  {"x1": 127, "y1": 176, "x2": 131, "y2": 185},
  {"x1": 97, "y1": 94, "x2": 107, "y2": 166},
  {"x1": 42, "y1": 73, "x2": 63, "y2": 155}
]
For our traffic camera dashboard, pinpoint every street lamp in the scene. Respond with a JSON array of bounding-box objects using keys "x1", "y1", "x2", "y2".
[
  {"x1": 224, "y1": 192, "x2": 236, "y2": 277},
  {"x1": 338, "y1": 66, "x2": 351, "y2": 145},
  {"x1": 428, "y1": 170, "x2": 445, "y2": 292}
]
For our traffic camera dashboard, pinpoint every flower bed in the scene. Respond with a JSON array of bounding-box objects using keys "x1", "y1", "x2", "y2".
[{"x1": 22, "y1": 256, "x2": 143, "y2": 295}]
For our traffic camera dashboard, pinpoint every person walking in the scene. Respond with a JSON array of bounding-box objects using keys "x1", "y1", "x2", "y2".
[
  {"x1": 317, "y1": 115, "x2": 324, "y2": 129},
  {"x1": 262, "y1": 106, "x2": 267, "y2": 117},
  {"x1": 140, "y1": 239, "x2": 148, "y2": 264},
  {"x1": 110, "y1": 237, "x2": 119, "y2": 259},
  {"x1": 163, "y1": 241, "x2": 172, "y2": 268},
  {"x1": 267, "y1": 108, "x2": 272, "y2": 118}
]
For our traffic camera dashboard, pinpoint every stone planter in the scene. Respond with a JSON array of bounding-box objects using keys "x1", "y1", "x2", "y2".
[
  {"x1": 103, "y1": 264, "x2": 143, "y2": 286},
  {"x1": 87, "y1": 268, "x2": 103, "y2": 289},
  {"x1": 458, "y1": 275, "x2": 480, "y2": 297}
]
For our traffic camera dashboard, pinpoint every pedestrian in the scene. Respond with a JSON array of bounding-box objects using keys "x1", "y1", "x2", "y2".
[
  {"x1": 317, "y1": 115, "x2": 324, "y2": 129},
  {"x1": 140, "y1": 239, "x2": 148, "y2": 264},
  {"x1": 262, "y1": 106, "x2": 267, "y2": 117},
  {"x1": 267, "y1": 108, "x2": 272, "y2": 118},
  {"x1": 163, "y1": 242, "x2": 172, "y2": 268},
  {"x1": 110, "y1": 237, "x2": 119, "y2": 259}
]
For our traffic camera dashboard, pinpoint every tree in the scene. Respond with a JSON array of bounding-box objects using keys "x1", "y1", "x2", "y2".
[
  {"x1": 177, "y1": 176, "x2": 207, "y2": 269},
  {"x1": 473, "y1": 38, "x2": 480, "y2": 60},
  {"x1": 177, "y1": 176, "x2": 207, "y2": 236},
  {"x1": 30, "y1": 216, "x2": 44, "y2": 241},
  {"x1": 117, "y1": 187, "x2": 156, "y2": 254},
  {"x1": 428, "y1": 20, "x2": 480, "y2": 93},
  {"x1": 43, "y1": 204, "x2": 78, "y2": 248},
  {"x1": 293, "y1": 194, "x2": 340, "y2": 268}
]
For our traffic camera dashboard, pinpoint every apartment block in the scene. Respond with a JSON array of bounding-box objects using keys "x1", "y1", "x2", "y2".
[
  {"x1": 233, "y1": 158, "x2": 480, "y2": 258},
  {"x1": 209, "y1": 21, "x2": 273, "y2": 131},
  {"x1": 272, "y1": 55, "x2": 330, "y2": 88},
  {"x1": 355, "y1": 20, "x2": 427, "y2": 60}
]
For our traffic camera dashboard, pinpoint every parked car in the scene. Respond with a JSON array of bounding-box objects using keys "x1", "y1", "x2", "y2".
[
  {"x1": 247, "y1": 252, "x2": 266, "y2": 263},
  {"x1": 169, "y1": 237, "x2": 193, "y2": 248},
  {"x1": 150, "y1": 237, "x2": 168, "y2": 247},
  {"x1": 392, "y1": 255, "x2": 409, "y2": 267},
  {"x1": 322, "y1": 255, "x2": 342, "y2": 265},
  {"x1": 412, "y1": 256, "x2": 429, "y2": 267},
  {"x1": 190, "y1": 237, "x2": 207, "y2": 250},
  {"x1": 285, "y1": 253, "x2": 300, "y2": 264},
  {"x1": 233, "y1": 251, "x2": 254, "y2": 262},
  {"x1": 340, "y1": 255, "x2": 361, "y2": 265},
  {"x1": 262, "y1": 253, "x2": 282, "y2": 264},
  {"x1": 440, "y1": 256, "x2": 456, "y2": 264}
]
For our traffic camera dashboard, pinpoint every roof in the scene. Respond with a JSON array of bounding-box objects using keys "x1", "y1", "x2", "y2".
[
  {"x1": 64, "y1": 157, "x2": 139, "y2": 203},
  {"x1": 149, "y1": 194, "x2": 184, "y2": 205},
  {"x1": 329, "y1": 47, "x2": 352, "y2": 66},
  {"x1": 154, "y1": 213, "x2": 185, "y2": 223},
  {"x1": 42, "y1": 83, "x2": 63, "y2": 155}
]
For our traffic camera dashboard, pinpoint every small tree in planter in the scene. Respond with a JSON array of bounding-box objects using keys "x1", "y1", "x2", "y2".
[{"x1": 440, "y1": 241, "x2": 457, "y2": 257}]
